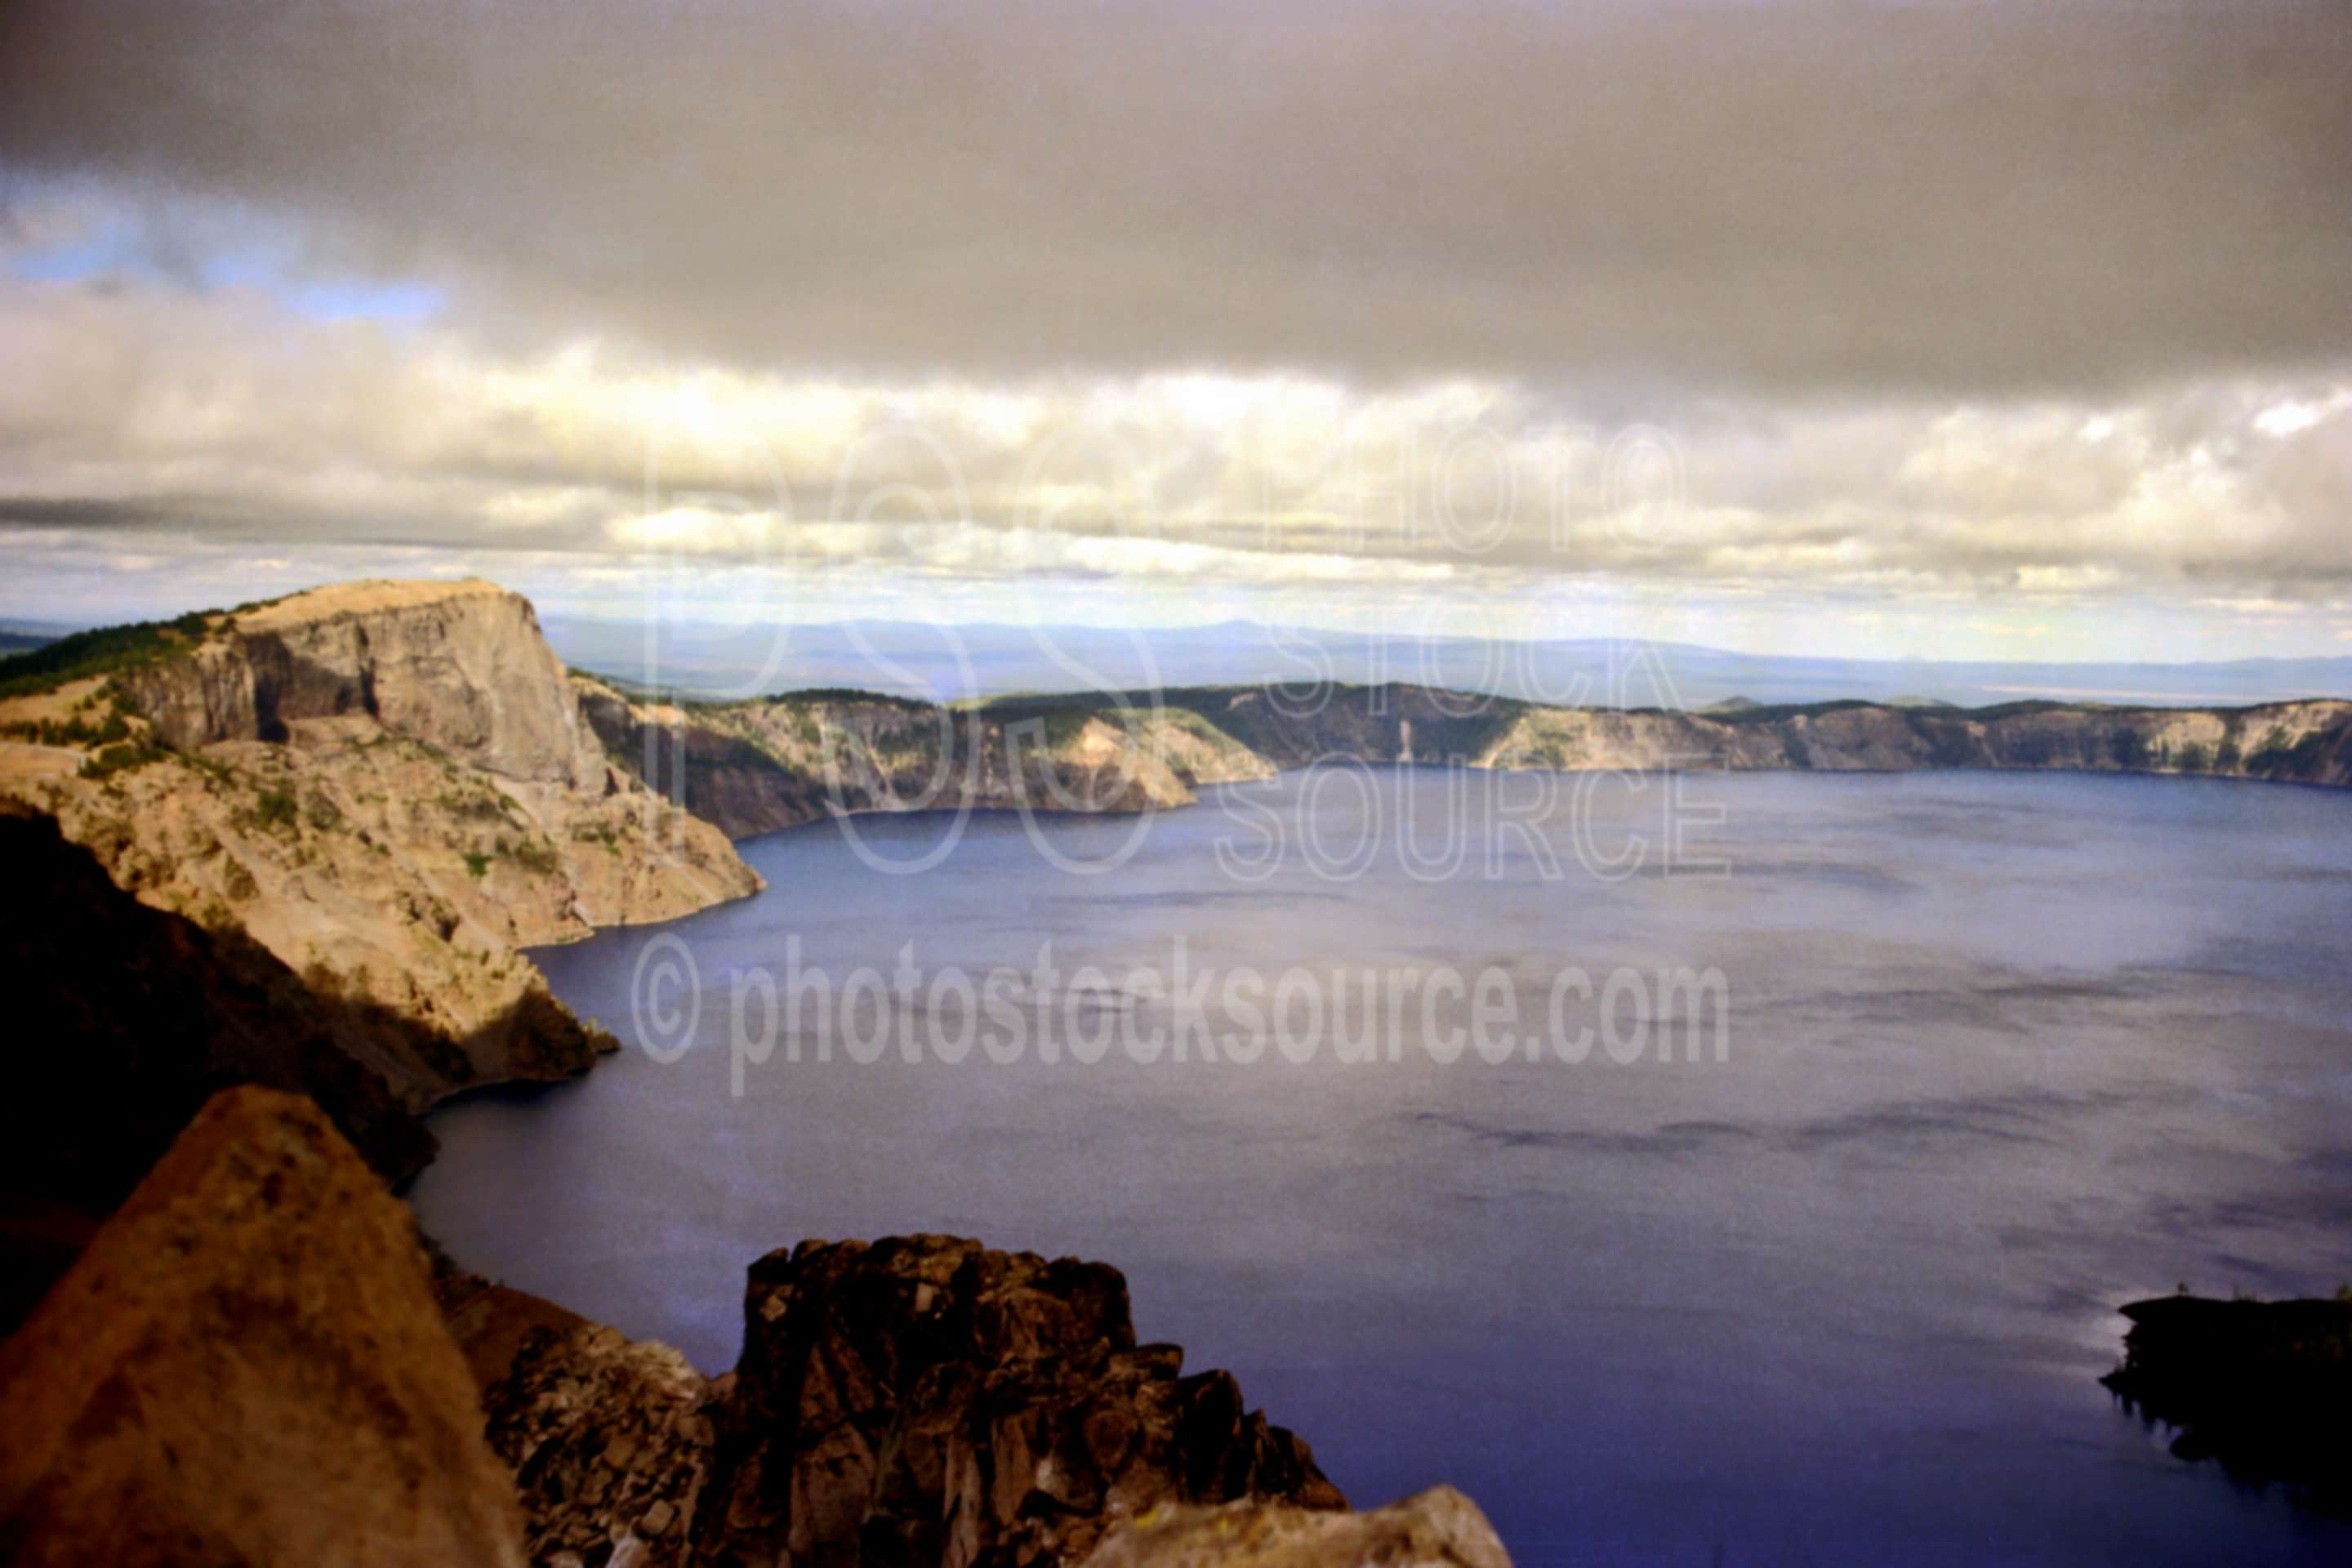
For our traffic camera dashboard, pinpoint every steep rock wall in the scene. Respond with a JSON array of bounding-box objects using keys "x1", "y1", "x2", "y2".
[{"x1": 129, "y1": 578, "x2": 608, "y2": 788}]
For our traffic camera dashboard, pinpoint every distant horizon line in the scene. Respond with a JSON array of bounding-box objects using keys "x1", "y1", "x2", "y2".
[
  {"x1": 7, "y1": 595, "x2": 2352, "y2": 674},
  {"x1": 532, "y1": 612, "x2": 2352, "y2": 673}
]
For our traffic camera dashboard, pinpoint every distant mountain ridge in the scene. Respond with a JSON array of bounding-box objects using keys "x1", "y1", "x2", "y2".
[{"x1": 540, "y1": 613, "x2": 2352, "y2": 711}]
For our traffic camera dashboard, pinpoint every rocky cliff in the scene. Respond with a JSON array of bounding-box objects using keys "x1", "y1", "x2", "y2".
[
  {"x1": 577, "y1": 679, "x2": 1275, "y2": 840},
  {"x1": 469, "y1": 1235, "x2": 1344, "y2": 1568},
  {"x1": 0, "y1": 581, "x2": 761, "y2": 1119},
  {"x1": 1081, "y1": 1488, "x2": 1510, "y2": 1568},
  {"x1": 581, "y1": 678, "x2": 2352, "y2": 843},
  {"x1": 126, "y1": 577, "x2": 609, "y2": 789},
  {"x1": 0, "y1": 1087, "x2": 528, "y2": 1567},
  {"x1": 1481, "y1": 693, "x2": 2352, "y2": 785},
  {"x1": 0, "y1": 804, "x2": 454, "y2": 1331}
]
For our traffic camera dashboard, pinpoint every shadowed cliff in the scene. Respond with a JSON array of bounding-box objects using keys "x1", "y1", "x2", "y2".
[
  {"x1": 0, "y1": 1088, "x2": 528, "y2": 1566},
  {"x1": 0, "y1": 803, "x2": 611, "y2": 1334}
]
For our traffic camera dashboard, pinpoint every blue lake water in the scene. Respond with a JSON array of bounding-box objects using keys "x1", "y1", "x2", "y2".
[{"x1": 412, "y1": 768, "x2": 2352, "y2": 1564}]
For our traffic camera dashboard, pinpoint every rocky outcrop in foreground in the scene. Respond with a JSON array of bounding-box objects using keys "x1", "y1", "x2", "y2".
[
  {"x1": 0, "y1": 1089, "x2": 1492, "y2": 1567},
  {"x1": 0, "y1": 1087, "x2": 528, "y2": 1567},
  {"x1": 2105, "y1": 1293, "x2": 2352, "y2": 1514},
  {"x1": 473, "y1": 1236, "x2": 1344, "y2": 1568}
]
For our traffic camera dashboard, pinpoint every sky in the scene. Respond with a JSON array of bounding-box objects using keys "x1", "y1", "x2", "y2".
[{"x1": 1, "y1": 0, "x2": 2348, "y2": 661}]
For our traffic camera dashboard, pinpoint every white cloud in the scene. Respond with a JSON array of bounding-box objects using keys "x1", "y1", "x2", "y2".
[{"x1": 2, "y1": 252, "x2": 2350, "y2": 656}]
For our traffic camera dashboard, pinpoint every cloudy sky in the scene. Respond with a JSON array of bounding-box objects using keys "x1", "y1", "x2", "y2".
[{"x1": 2, "y1": 0, "x2": 2348, "y2": 659}]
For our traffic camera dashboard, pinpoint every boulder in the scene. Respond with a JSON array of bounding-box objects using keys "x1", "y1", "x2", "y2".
[{"x1": 0, "y1": 1086, "x2": 527, "y2": 1566}]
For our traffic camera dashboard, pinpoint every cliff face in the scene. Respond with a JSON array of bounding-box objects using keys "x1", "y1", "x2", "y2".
[
  {"x1": 128, "y1": 578, "x2": 608, "y2": 789},
  {"x1": 0, "y1": 804, "x2": 443, "y2": 1334},
  {"x1": 577, "y1": 679, "x2": 1274, "y2": 840},
  {"x1": 582, "y1": 678, "x2": 2352, "y2": 844},
  {"x1": 0, "y1": 1088, "x2": 528, "y2": 1568},
  {"x1": 0, "y1": 581, "x2": 761, "y2": 1118},
  {"x1": 470, "y1": 1235, "x2": 1344, "y2": 1568}
]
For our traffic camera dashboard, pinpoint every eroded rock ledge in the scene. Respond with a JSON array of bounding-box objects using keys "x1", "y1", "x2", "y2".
[{"x1": 470, "y1": 1236, "x2": 1345, "y2": 1568}]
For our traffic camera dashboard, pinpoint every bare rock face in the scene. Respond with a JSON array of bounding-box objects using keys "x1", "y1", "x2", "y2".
[
  {"x1": 705, "y1": 1236, "x2": 1344, "y2": 1568},
  {"x1": 575, "y1": 679, "x2": 1275, "y2": 841},
  {"x1": 476, "y1": 1236, "x2": 1344, "y2": 1568},
  {"x1": 0, "y1": 1087, "x2": 527, "y2": 1567},
  {"x1": 131, "y1": 579, "x2": 608, "y2": 789},
  {"x1": 4, "y1": 580, "x2": 760, "y2": 1118},
  {"x1": 1080, "y1": 1488, "x2": 1512, "y2": 1568}
]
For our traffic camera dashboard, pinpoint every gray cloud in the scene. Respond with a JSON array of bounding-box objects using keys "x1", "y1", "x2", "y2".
[{"x1": 3, "y1": 0, "x2": 2349, "y2": 395}]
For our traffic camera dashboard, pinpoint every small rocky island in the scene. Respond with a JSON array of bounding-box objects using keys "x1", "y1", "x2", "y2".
[{"x1": 2105, "y1": 1293, "x2": 2352, "y2": 1516}]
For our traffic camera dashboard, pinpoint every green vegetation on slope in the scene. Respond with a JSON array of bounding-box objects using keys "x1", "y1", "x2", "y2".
[{"x1": 0, "y1": 612, "x2": 219, "y2": 701}]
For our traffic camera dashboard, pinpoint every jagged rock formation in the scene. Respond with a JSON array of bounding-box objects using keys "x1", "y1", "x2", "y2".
[
  {"x1": 472, "y1": 1236, "x2": 1344, "y2": 1568},
  {"x1": 1080, "y1": 1487, "x2": 1511, "y2": 1568},
  {"x1": 2104, "y1": 1293, "x2": 2352, "y2": 1514},
  {"x1": 0, "y1": 1092, "x2": 1490, "y2": 1567},
  {"x1": 479, "y1": 1315, "x2": 720, "y2": 1568},
  {"x1": 0, "y1": 1087, "x2": 528, "y2": 1567},
  {"x1": 0, "y1": 580, "x2": 761, "y2": 1114}
]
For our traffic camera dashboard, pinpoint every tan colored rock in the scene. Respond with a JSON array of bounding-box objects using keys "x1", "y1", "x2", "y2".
[
  {"x1": 575, "y1": 677, "x2": 1275, "y2": 840},
  {"x1": 131, "y1": 577, "x2": 608, "y2": 788},
  {"x1": 3, "y1": 582, "x2": 761, "y2": 1111},
  {"x1": 0, "y1": 1087, "x2": 527, "y2": 1568},
  {"x1": 1082, "y1": 1488, "x2": 1512, "y2": 1568}
]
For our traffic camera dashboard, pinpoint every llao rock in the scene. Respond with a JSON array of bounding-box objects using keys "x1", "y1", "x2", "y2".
[
  {"x1": 127, "y1": 578, "x2": 608, "y2": 788},
  {"x1": 0, "y1": 1087, "x2": 527, "y2": 1567},
  {"x1": 1080, "y1": 1487, "x2": 1512, "y2": 1568},
  {"x1": 474, "y1": 1236, "x2": 1344, "y2": 1568},
  {"x1": 4, "y1": 578, "x2": 760, "y2": 1117}
]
